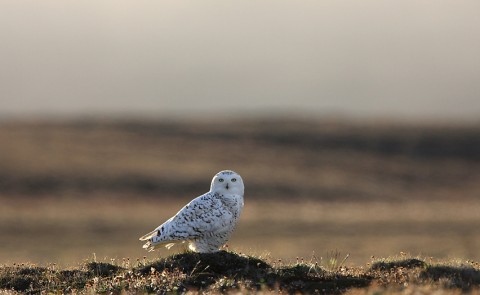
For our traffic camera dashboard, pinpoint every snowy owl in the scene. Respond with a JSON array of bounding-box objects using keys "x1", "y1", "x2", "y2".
[{"x1": 139, "y1": 170, "x2": 244, "y2": 253}]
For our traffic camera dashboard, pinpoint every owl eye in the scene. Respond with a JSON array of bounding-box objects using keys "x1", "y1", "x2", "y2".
[
  {"x1": 219, "y1": 178, "x2": 224, "y2": 182},
  {"x1": 231, "y1": 178, "x2": 237, "y2": 182}
]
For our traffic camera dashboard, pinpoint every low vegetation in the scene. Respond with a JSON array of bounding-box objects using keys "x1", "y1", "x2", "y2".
[
  {"x1": 1, "y1": 119, "x2": 479, "y2": 293},
  {"x1": 1, "y1": 251, "x2": 480, "y2": 294}
]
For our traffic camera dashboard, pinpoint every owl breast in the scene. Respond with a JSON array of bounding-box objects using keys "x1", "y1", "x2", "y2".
[
  {"x1": 222, "y1": 193, "x2": 244, "y2": 220},
  {"x1": 188, "y1": 193, "x2": 243, "y2": 253}
]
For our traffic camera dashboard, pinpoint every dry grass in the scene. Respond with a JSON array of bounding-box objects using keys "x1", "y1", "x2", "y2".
[{"x1": 1, "y1": 252, "x2": 480, "y2": 294}]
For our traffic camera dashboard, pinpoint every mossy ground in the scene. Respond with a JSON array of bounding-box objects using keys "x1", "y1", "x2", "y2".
[{"x1": 1, "y1": 252, "x2": 480, "y2": 294}]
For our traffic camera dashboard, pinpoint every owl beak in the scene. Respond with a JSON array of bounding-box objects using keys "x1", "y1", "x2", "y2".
[{"x1": 226, "y1": 183, "x2": 229, "y2": 190}]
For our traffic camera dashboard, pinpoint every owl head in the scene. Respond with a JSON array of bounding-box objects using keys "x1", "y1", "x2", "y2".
[{"x1": 210, "y1": 170, "x2": 244, "y2": 195}]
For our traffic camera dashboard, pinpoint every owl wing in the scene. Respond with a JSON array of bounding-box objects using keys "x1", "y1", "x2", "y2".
[{"x1": 140, "y1": 192, "x2": 232, "y2": 243}]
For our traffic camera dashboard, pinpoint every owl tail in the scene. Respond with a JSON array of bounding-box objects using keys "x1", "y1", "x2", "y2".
[
  {"x1": 140, "y1": 229, "x2": 180, "y2": 251},
  {"x1": 139, "y1": 230, "x2": 158, "y2": 241},
  {"x1": 141, "y1": 240, "x2": 178, "y2": 252}
]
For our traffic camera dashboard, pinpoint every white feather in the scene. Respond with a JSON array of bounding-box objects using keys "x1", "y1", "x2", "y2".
[{"x1": 139, "y1": 170, "x2": 244, "y2": 253}]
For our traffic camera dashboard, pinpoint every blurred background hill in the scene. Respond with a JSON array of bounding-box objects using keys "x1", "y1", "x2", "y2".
[
  {"x1": 1, "y1": 119, "x2": 479, "y2": 265},
  {"x1": 1, "y1": 1, "x2": 479, "y2": 265}
]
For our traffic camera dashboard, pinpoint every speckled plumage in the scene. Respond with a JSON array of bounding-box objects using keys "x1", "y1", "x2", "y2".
[{"x1": 139, "y1": 170, "x2": 244, "y2": 253}]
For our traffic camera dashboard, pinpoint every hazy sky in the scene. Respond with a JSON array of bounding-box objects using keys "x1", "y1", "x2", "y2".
[{"x1": 1, "y1": 1, "x2": 479, "y2": 120}]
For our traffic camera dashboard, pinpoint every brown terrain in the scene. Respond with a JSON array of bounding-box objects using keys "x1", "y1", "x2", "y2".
[{"x1": 0, "y1": 118, "x2": 479, "y2": 266}]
